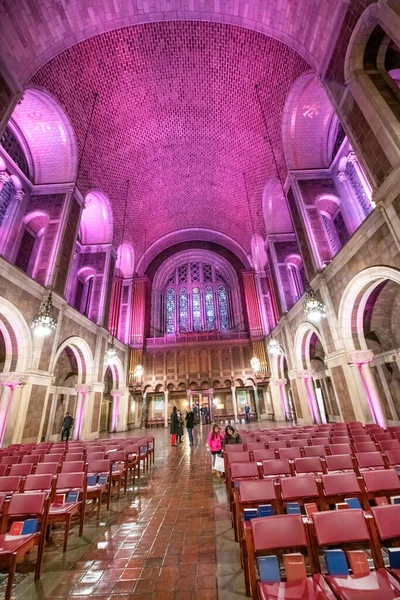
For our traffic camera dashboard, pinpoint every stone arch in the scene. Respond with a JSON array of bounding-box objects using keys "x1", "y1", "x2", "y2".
[
  {"x1": 0, "y1": 296, "x2": 32, "y2": 373},
  {"x1": 116, "y1": 242, "x2": 134, "y2": 278},
  {"x1": 294, "y1": 322, "x2": 327, "y2": 371},
  {"x1": 52, "y1": 336, "x2": 94, "y2": 385},
  {"x1": 80, "y1": 190, "x2": 113, "y2": 245},
  {"x1": 338, "y1": 266, "x2": 400, "y2": 352},
  {"x1": 8, "y1": 87, "x2": 77, "y2": 184}
]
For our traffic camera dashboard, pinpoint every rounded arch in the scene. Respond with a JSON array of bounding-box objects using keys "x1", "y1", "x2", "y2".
[
  {"x1": 80, "y1": 190, "x2": 113, "y2": 245},
  {"x1": 316, "y1": 194, "x2": 341, "y2": 217},
  {"x1": 117, "y1": 242, "x2": 134, "y2": 278},
  {"x1": 52, "y1": 336, "x2": 94, "y2": 385},
  {"x1": 8, "y1": 87, "x2": 77, "y2": 184},
  {"x1": 262, "y1": 179, "x2": 293, "y2": 235},
  {"x1": 338, "y1": 266, "x2": 400, "y2": 352},
  {"x1": 137, "y1": 228, "x2": 251, "y2": 274},
  {"x1": 102, "y1": 355, "x2": 125, "y2": 389},
  {"x1": 294, "y1": 322, "x2": 327, "y2": 371},
  {"x1": 0, "y1": 296, "x2": 32, "y2": 373},
  {"x1": 282, "y1": 71, "x2": 338, "y2": 171}
]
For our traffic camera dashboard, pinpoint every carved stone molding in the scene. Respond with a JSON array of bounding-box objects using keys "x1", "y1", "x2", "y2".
[
  {"x1": 75, "y1": 385, "x2": 91, "y2": 395},
  {"x1": 15, "y1": 190, "x2": 25, "y2": 202},
  {"x1": 0, "y1": 373, "x2": 27, "y2": 387},
  {"x1": 347, "y1": 350, "x2": 374, "y2": 366},
  {"x1": 297, "y1": 370, "x2": 314, "y2": 380},
  {"x1": 271, "y1": 378, "x2": 287, "y2": 386},
  {"x1": 347, "y1": 151, "x2": 358, "y2": 164},
  {"x1": 337, "y1": 171, "x2": 347, "y2": 183},
  {"x1": 0, "y1": 172, "x2": 10, "y2": 185}
]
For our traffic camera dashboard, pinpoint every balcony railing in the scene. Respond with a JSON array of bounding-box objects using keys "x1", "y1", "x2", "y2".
[{"x1": 146, "y1": 330, "x2": 249, "y2": 345}]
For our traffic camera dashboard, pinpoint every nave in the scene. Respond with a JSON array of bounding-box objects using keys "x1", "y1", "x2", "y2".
[{"x1": 4, "y1": 426, "x2": 242, "y2": 600}]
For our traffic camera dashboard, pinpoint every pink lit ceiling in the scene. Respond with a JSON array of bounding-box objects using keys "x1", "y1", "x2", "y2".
[
  {"x1": 1, "y1": 1, "x2": 339, "y2": 84},
  {"x1": 30, "y1": 22, "x2": 308, "y2": 256}
]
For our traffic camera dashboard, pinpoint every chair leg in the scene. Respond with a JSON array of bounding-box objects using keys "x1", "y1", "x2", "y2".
[
  {"x1": 124, "y1": 469, "x2": 128, "y2": 494},
  {"x1": 63, "y1": 515, "x2": 72, "y2": 553},
  {"x1": 79, "y1": 503, "x2": 85, "y2": 537},
  {"x1": 97, "y1": 494, "x2": 101, "y2": 520},
  {"x1": 5, "y1": 553, "x2": 17, "y2": 600},
  {"x1": 106, "y1": 485, "x2": 111, "y2": 511},
  {"x1": 35, "y1": 533, "x2": 46, "y2": 581}
]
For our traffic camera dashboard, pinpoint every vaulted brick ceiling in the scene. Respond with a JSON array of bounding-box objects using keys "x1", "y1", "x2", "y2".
[
  {"x1": 30, "y1": 21, "x2": 309, "y2": 256},
  {"x1": 1, "y1": 0, "x2": 337, "y2": 83}
]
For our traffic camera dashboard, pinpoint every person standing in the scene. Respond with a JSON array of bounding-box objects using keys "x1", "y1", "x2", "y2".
[
  {"x1": 176, "y1": 410, "x2": 184, "y2": 444},
  {"x1": 185, "y1": 408, "x2": 195, "y2": 446},
  {"x1": 61, "y1": 412, "x2": 74, "y2": 441},
  {"x1": 170, "y1": 406, "x2": 179, "y2": 446},
  {"x1": 207, "y1": 424, "x2": 224, "y2": 476},
  {"x1": 244, "y1": 403, "x2": 251, "y2": 424},
  {"x1": 224, "y1": 425, "x2": 242, "y2": 445}
]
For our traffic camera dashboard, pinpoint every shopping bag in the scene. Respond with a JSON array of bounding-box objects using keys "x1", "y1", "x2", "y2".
[{"x1": 214, "y1": 455, "x2": 225, "y2": 473}]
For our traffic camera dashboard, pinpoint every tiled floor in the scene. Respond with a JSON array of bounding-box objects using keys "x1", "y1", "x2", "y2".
[{"x1": 9, "y1": 423, "x2": 249, "y2": 600}]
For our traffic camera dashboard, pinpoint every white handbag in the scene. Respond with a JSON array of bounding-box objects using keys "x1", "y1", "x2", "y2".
[{"x1": 214, "y1": 455, "x2": 225, "y2": 473}]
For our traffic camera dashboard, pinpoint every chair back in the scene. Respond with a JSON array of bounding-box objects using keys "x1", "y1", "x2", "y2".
[
  {"x1": 312, "y1": 509, "x2": 369, "y2": 545},
  {"x1": 9, "y1": 464, "x2": 34, "y2": 476},
  {"x1": 0, "y1": 476, "x2": 21, "y2": 493},
  {"x1": 61, "y1": 461, "x2": 86, "y2": 473},
  {"x1": 294, "y1": 457, "x2": 324, "y2": 474},
  {"x1": 262, "y1": 459, "x2": 292, "y2": 477},
  {"x1": 8, "y1": 491, "x2": 46, "y2": 517},
  {"x1": 23, "y1": 474, "x2": 53, "y2": 492},
  {"x1": 252, "y1": 514, "x2": 306, "y2": 551},
  {"x1": 325, "y1": 454, "x2": 354, "y2": 472},
  {"x1": 35, "y1": 462, "x2": 59, "y2": 475}
]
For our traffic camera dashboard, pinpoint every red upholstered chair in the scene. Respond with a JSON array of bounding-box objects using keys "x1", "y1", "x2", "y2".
[
  {"x1": 61, "y1": 461, "x2": 86, "y2": 474},
  {"x1": 108, "y1": 450, "x2": 128, "y2": 496},
  {"x1": 0, "y1": 465, "x2": 8, "y2": 477},
  {"x1": 64, "y1": 452, "x2": 85, "y2": 462},
  {"x1": 48, "y1": 472, "x2": 87, "y2": 552},
  {"x1": 262, "y1": 459, "x2": 293, "y2": 479},
  {"x1": 21, "y1": 455, "x2": 41, "y2": 466},
  {"x1": 233, "y1": 479, "x2": 279, "y2": 544},
  {"x1": 328, "y1": 443, "x2": 352, "y2": 455},
  {"x1": 245, "y1": 514, "x2": 336, "y2": 600},
  {"x1": 246, "y1": 442, "x2": 265, "y2": 453},
  {"x1": 86, "y1": 451, "x2": 106, "y2": 461},
  {"x1": 43, "y1": 453, "x2": 64, "y2": 463},
  {"x1": 278, "y1": 447, "x2": 301, "y2": 460},
  {"x1": 35, "y1": 462, "x2": 59, "y2": 476},
  {"x1": 288, "y1": 439, "x2": 306, "y2": 448},
  {"x1": 379, "y1": 440, "x2": 400, "y2": 452},
  {"x1": 253, "y1": 450, "x2": 275, "y2": 462},
  {"x1": 23, "y1": 474, "x2": 54, "y2": 498},
  {"x1": 224, "y1": 444, "x2": 245, "y2": 453},
  {"x1": 321, "y1": 472, "x2": 366, "y2": 509},
  {"x1": 374, "y1": 432, "x2": 393, "y2": 442},
  {"x1": 0, "y1": 476, "x2": 22, "y2": 495},
  {"x1": 280, "y1": 474, "x2": 322, "y2": 512},
  {"x1": 304, "y1": 445, "x2": 327, "y2": 457},
  {"x1": 267, "y1": 440, "x2": 288, "y2": 450},
  {"x1": 1, "y1": 456, "x2": 20, "y2": 466},
  {"x1": 325, "y1": 454, "x2": 355, "y2": 473},
  {"x1": 386, "y1": 449, "x2": 400, "y2": 468},
  {"x1": 311, "y1": 509, "x2": 400, "y2": 599},
  {"x1": 355, "y1": 451, "x2": 386, "y2": 471},
  {"x1": 354, "y1": 442, "x2": 377, "y2": 453},
  {"x1": 230, "y1": 462, "x2": 259, "y2": 486},
  {"x1": 86, "y1": 459, "x2": 112, "y2": 518},
  {"x1": 293, "y1": 457, "x2": 325, "y2": 476},
  {"x1": 9, "y1": 464, "x2": 34, "y2": 477},
  {"x1": 0, "y1": 492, "x2": 50, "y2": 600},
  {"x1": 370, "y1": 505, "x2": 400, "y2": 580},
  {"x1": 362, "y1": 469, "x2": 400, "y2": 506}
]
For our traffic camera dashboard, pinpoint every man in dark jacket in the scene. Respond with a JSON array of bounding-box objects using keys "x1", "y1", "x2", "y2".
[
  {"x1": 170, "y1": 406, "x2": 179, "y2": 446},
  {"x1": 61, "y1": 412, "x2": 74, "y2": 441},
  {"x1": 185, "y1": 409, "x2": 195, "y2": 446}
]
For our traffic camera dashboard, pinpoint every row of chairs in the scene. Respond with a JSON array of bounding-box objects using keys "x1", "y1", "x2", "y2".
[{"x1": 227, "y1": 424, "x2": 400, "y2": 598}]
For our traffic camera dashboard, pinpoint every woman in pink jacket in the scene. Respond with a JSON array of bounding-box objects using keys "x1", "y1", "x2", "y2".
[{"x1": 207, "y1": 424, "x2": 224, "y2": 475}]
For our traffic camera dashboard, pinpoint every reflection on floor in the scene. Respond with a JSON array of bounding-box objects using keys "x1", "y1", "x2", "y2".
[{"x1": 9, "y1": 422, "x2": 255, "y2": 600}]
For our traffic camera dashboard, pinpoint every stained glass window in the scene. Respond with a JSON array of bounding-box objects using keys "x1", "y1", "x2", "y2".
[
  {"x1": 217, "y1": 285, "x2": 229, "y2": 330},
  {"x1": 205, "y1": 286, "x2": 215, "y2": 330},
  {"x1": 179, "y1": 288, "x2": 189, "y2": 332},
  {"x1": 192, "y1": 287, "x2": 202, "y2": 331},
  {"x1": 165, "y1": 289, "x2": 175, "y2": 333}
]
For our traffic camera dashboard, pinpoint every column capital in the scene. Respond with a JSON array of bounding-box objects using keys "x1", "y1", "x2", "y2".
[
  {"x1": 347, "y1": 350, "x2": 374, "y2": 365},
  {"x1": 111, "y1": 389, "x2": 123, "y2": 398},
  {"x1": 15, "y1": 189, "x2": 25, "y2": 202},
  {"x1": 337, "y1": 171, "x2": 348, "y2": 183},
  {"x1": 164, "y1": 390, "x2": 169, "y2": 397},
  {"x1": 347, "y1": 151, "x2": 358, "y2": 164},
  {"x1": 0, "y1": 172, "x2": 10, "y2": 185},
  {"x1": 0, "y1": 372, "x2": 27, "y2": 388},
  {"x1": 297, "y1": 370, "x2": 314, "y2": 380},
  {"x1": 75, "y1": 384, "x2": 91, "y2": 394},
  {"x1": 271, "y1": 378, "x2": 287, "y2": 386}
]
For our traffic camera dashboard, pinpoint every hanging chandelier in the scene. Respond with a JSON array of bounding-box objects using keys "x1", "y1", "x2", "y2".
[
  {"x1": 250, "y1": 355, "x2": 261, "y2": 373},
  {"x1": 31, "y1": 291, "x2": 57, "y2": 336},
  {"x1": 303, "y1": 285, "x2": 326, "y2": 322},
  {"x1": 104, "y1": 336, "x2": 118, "y2": 366},
  {"x1": 267, "y1": 334, "x2": 283, "y2": 355}
]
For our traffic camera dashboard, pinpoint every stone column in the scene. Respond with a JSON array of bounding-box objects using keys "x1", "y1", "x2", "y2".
[
  {"x1": 270, "y1": 378, "x2": 287, "y2": 421},
  {"x1": 73, "y1": 385, "x2": 91, "y2": 440},
  {"x1": 297, "y1": 371, "x2": 320, "y2": 424},
  {"x1": 164, "y1": 390, "x2": 169, "y2": 428},
  {"x1": 116, "y1": 387, "x2": 129, "y2": 432},
  {"x1": 231, "y1": 386, "x2": 238, "y2": 423},
  {"x1": 140, "y1": 392, "x2": 148, "y2": 429},
  {"x1": 348, "y1": 350, "x2": 386, "y2": 427},
  {"x1": 186, "y1": 390, "x2": 192, "y2": 409},
  {"x1": 209, "y1": 389, "x2": 214, "y2": 423},
  {"x1": 110, "y1": 390, "x2": 121, "y2": 432},
  {"x1": 0, "y1": 373, "x2": 26, "y2": 447},
  {"x1": 252, "y1": 384, "x2": 261, "y2": 421}
]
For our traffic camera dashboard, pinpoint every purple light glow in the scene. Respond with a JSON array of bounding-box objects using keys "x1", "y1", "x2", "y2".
[
  {"x1": 303, "y1": 374, "x2": 320, "y2": 425},
  {"x1": 111, "y1": 392, "x2": 120, "y2": 432}
]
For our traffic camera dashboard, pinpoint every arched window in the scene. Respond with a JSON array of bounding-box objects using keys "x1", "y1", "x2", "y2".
[
  {"x1": 205, "y1": 286, "x2": 215, "y2": 330},
  {"x1": 321, "y1": 212, "x2": 339, "y2": 256},
  {"x1": 165, "y1": 289, "x2": 175, "y2": 334},
  {"x1": 74, "y1": 268, "x2": 95, "y2": 317},
  {"x1": 161, "y1": 261, "x2": 232, "y2": 334},
  {"x1": 217, "y1": 285, "x2": 229, "y2": 331},
  {"x1": 317, "y1": 196, "x2": 349, "y2": 259},
  {"x1": 179, "y1": 288, "x2": 188, "y2": 332}
]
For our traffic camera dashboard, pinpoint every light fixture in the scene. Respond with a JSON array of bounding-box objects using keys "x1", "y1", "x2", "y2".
[
  {"x1": 267, "y1": 334, "x2": 283, "y2": 355},
  {"x1": 104, "y1": 336, "x2": 118, "y2": 365},
  {"x1": 32, "y1": 290, "x2": 57, "y2": 336},
  {"x1": 134, "y1": 364, "x2": 144, "y2": 380},
  {"x1": 250, "y1": 355, "x2": 261, "y2": 374},
  {"x1": 303, "y1": 285, "x2": 326, "y2": 322}
]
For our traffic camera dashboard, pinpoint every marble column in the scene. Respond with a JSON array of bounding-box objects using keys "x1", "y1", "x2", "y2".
[
  {"x1": 140, "y1": 392, "x2": 148, "y2": 429},
  {"x1": 0, "y1": 373, "x2": 26, "y2": 447},
  {"x1": 73, "y1": 385, "x2": 91, "y2": 440},
  {"x1": 348, "y1": 350, "x2": 386, "y2": 427},
  {"x1": 252, "y1": 384, "x2": 261, "y2": 421},
  {"x1": 231, "y1": 386, "x2": 238, "y2": 423},
  {"x1": 110, "y1": 390, "x2": 121, "y2": 432},
  {"x1": 297, "y1": 371, "x2": 320, "y2": 424},
  {"x1": 164, "y1": 390, "x2": 169, "y2": 428}
]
